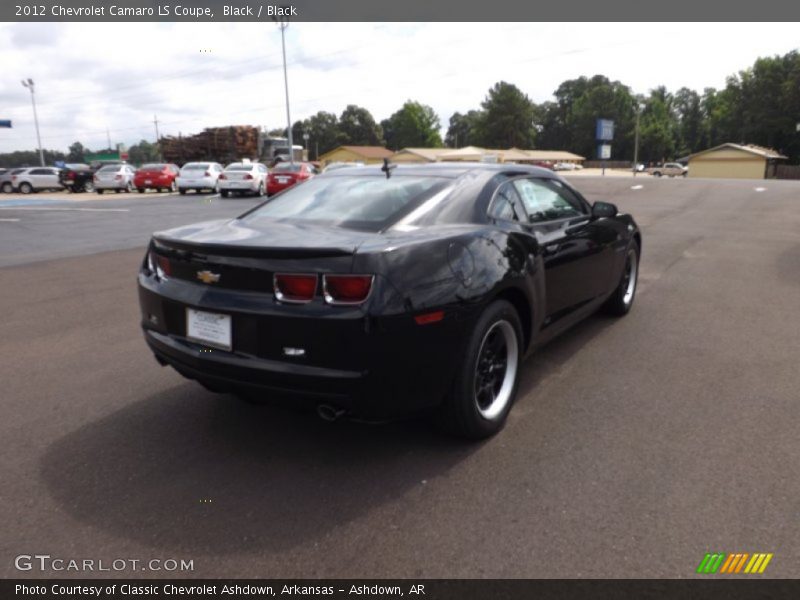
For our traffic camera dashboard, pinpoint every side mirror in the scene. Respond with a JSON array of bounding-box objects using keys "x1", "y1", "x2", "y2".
[{"x1": 592, "y1": 201, "x2": 618, "y2": 219}]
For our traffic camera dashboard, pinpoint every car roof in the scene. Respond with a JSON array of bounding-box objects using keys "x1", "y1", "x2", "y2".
[{"x1": 320, "y1": 161, "x2": 560, "y2": 180}]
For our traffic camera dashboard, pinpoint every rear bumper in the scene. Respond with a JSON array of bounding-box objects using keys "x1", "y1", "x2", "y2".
[
  {"x1": 176, "y1": 178, "x2": 215, "y2": 189},
  {"x1": 138, "y1": 275, "x2": 472, "y2": 419},
  {"x1": 219, "y1": 181, "x2": 258, "y2": 192},
  {"x1": 134, "y1": 177, "x2": 172, "y2": 188}
]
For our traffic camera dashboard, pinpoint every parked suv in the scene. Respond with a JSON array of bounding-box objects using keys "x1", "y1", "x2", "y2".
[
  {"x1": 0, "y1": 168, "x2": 28, "y2": 193},
  {"x1": 218, "y1": 161, "x2": 268, "y2": 197},
  {"x1": 94, "y1": 164, "x2": 137, "y2": 193},
  {"x1": 11, "y1": 167, "x2": 64, "y2": 194}
]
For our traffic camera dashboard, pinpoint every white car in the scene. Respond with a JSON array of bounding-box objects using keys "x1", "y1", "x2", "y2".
[
  {"x1": 94, "y1": 164, "x2": 136, "y2": 193},
  {"x1": 218, "y1": 161, "x2": 269, "y2": 197},
  {"x1": 11, "y1": 167, "x2": 64, "y2": 194},
  {"x1": 176, "y1": 162, "x2": 223, "y2": 194}
]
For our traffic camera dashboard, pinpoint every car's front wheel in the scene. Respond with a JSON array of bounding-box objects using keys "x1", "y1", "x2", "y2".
[
  {"x1": 439, "y1": 300, "x2": 523, "y2": 439},
  {"x1": 603, "y1": 240, "x2": 640, "y2": 316}
]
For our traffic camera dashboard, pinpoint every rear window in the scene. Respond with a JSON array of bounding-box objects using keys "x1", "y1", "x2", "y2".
[
  {"x1": 241, "y1": 175, "x2": 451, "y2": 232},
  {"x1": 98, "y1": 165, "x2": 120, "y2": 172},
  {"x1": 182, "y1": 163, "x2": 209, "y2": 170},
  {"x1": 141, "y1": 163, "x2": 165, "y2": 170},
  {"x1": 225, "y1": 164, "x2": 253, "y2": 171},
  {"x1": 272, "y1": 163, "x2": 302, "y2": 173}
]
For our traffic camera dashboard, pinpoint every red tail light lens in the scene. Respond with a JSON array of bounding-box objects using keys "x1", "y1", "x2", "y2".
[
  {"x1": 274, "y1": 273, "x2": 317, "y2": 303},
  {"x1": 204, "y1": 171, "x2": 211, "y2": 177},
  {"x1": 243, "y1": 174, "x2": 253, "y2": 180},
  {"x1": 114, "y1": 174, "x2": 123, "y2": 180},
  {"x1": 218, "y1": 174, "x2": 227, "y2": 180},
  {"x1": 149, "y1": 251, "x2": 171, "y2": 278},
  {"x1": 323, "y1": 275, "x2": 374, "y2": 305}
]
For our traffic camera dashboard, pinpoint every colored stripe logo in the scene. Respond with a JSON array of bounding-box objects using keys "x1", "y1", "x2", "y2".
[{"x1": 697, "y1": 553, "x2": 773, "y2": 574}]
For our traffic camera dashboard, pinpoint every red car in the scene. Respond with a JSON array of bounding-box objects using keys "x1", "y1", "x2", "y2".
[
  {"x1": 134, "y1": 163, "x2": 180, "y2": 193},
  {"x1": 266, "y1": 162, "x2": 316, "y2": 196}
]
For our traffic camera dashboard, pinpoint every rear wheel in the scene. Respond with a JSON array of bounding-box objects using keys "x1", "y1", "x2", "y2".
[
  {"x1": 96, "y1": 189, "x2": 104, "y2": 195},
  {"x1": 220, "y1": 190, "x2": 229, "y2": 198},
  {"x1": 256, "y1": 181, "x2": 265, "y2": 197},
  {"x1": 19, "y1": 182, "x2": 32, "y2": 194},
  {"x1": 1, "y1": 182, "x2": 12, "y2": 193},
  {"x1": 83, "y1": 181, "x2": 95, "y2": 193},
  {"x1": 137, "y1": 188, "x2": 145, "y2": 194},
  {"x1": 603, "y1": 241, "x2": 640, "y2": 316},
  {"x1": 653, "y1": 171, "x2": 662, "y2": 177},
  {"x1": 170, "y1": 181, "x2": 177, "y2": 193},
  {"x1": 439, "y1": 300, "x2": 523, "y2": 439},
  {"x1": 179, "y1": 188, "x2": 187, "y2": 195}
]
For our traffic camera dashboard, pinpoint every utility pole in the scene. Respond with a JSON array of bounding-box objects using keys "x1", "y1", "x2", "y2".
[
  {"x1": 274, "y1": 15, "x2": 294, "y2": 165},
  {"x1": 21, "y1": 79, "x2": 44, "y2": 166},
  {"x1": 153, "y1": 114, "x2": 162, "y2": 160},
  {"x1": 106, "y1": 128, "x2": 112, "y2": 151},
  {"x1": 633, "y1": 102, "x2": 644, "y2": 176}
]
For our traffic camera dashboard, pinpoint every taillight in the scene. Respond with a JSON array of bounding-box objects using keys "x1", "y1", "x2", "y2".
[
  {"x1": 114, "y1": 174, "x2": 123, "y2": 180},
  {"x1": 323, "y1": 275, "x2": 374, "y2": 305},
  {"x1": 274, "y1": 273, "x2": 317, "y2": 303},
  {"x1": 204, "y1": 171, "x2": 210, "y2": 177},
  {"x1": 218, "y1": 174, "x2": 227, "y2": 180},
  {"x1": 243, "y1": 174, "x2": 253, "y2": 180},
  {"x1": 149, "y1": 251, "x2": 171, "y2": 278}
]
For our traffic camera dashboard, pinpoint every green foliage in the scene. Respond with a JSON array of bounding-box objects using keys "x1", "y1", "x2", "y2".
[
  {"x1": 127, "y1": 140, "x2": 160, "y2": 165},
  {"x1": 381, "y1": 100, "x2": 442, "y2": 150},
  {"x1": 67, "y1": 141, "x2": 86, "y2": 163},
  {"x1": 338, "y1": 105, "x2": 384, "y2": 146},
  {"x1": 445, "y1": 111, "x2": 482, "y2": 148},
  {"x1": 473, "y1": 82, "x2": 537, "y2": 148},
  {"x1": 0, "y1": 149, "x2": 66, "y2": 167}
]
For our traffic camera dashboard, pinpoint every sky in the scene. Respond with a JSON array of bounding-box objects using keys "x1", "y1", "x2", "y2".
[{"x1": 0, "y1": 22, "x2": 798, "y2": 154}]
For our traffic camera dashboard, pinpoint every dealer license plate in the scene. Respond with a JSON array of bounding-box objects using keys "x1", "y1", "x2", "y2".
[
  {"x1": 277, "y1": 177, "x2": 289, "y2": 183},
  {"x1": 186, "y1": 308, "x2": 232, "y2": 350},
  {"x1": 145, "y1": 179, "x2": 152, "y2": 185}
]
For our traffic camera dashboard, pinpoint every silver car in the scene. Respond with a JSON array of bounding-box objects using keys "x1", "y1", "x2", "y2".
[
  {"x1": 11, "y1": 167, "x2": 64, "y2": 194},
  {"x1": 218, "y1": 161, "x2": 268, "y2": 197},
  {"x1": 176, "y1": 162, "x2": 223, "y2": 195},
  {"x1": 94, "y1": 164, "x2": 136, "y2": 193},
  {"x1": 1, "y1": 168, "x2": 28, "y2": 193}
]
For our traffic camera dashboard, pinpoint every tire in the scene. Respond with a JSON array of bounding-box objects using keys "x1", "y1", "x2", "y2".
[
  {"x1": 137, "y1": 188, "x2": 145, "y2": 194},
  {"x1": 170, "y1": 181, "x2": 177, "y2": 193},
  {"x1": 220, "y1": 190, "x2": 229, "y2": 198},
  {"x1": 255, "y1": 182, "x2": 265, "y2": 197},
  {"x1": 603, "y1": 240, "x2": 640, "y2": 316},
  {"x1": 682, "y1": 172, "x2": 688, "y2": 178},
  {"x1": 1, "y1": 182, "x2": 12, "y2": 193},
  {"x1": 179, "y1": 188, "x2": 187, "y2": 195},
  {"x1": 653, "y1": 171, "x2": 662, "y2": 177},
  {"x1": 125, "y1": 182, "x2": 134, "y2": 193},
  {"x1": 83, "y1": 181, "x2": 95, "y2": 193},
  {"x1": 438, "y1": 300, "x2": 523, "y2": 439},
  {"x1": 19, "y1": 182, "x2": 32, "y2": 194},
  {"x1": 96, "y1": 189, "x2": 104, "y2": 195}
]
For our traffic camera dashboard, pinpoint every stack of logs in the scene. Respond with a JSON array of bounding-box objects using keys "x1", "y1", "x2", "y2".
[{"x1": 159, "y1": 126, "x2": 260, "y2": 164}]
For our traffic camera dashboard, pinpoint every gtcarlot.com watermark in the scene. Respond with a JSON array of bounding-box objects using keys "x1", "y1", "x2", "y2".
[{"x1": 14, "y1": 554, "x2": 194, "y2": 573}]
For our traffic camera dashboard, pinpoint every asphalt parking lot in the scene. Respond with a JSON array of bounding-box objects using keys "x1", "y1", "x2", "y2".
[{"x1": 1, "y1": 176, "x2": 799, "y2": 578}]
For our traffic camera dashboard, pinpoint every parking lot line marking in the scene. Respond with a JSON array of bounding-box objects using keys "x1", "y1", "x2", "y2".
[
  {"x1": 0, "y1": 207, "x2": 129, "y2": 212},
  {"x1": 631, "y1": 185, "x2": 644, "y2": 190},
  {"x1": 0, "y1": 218, "x2": 21, "y2": 222}
]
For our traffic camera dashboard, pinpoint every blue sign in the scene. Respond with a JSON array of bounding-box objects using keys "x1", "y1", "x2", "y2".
[
  {"x1": 596, "y1": 119, "x2": 614, "y2": 141},
  {"x1": 0, "y1": 120, "x2": 12, "y2": 128}
]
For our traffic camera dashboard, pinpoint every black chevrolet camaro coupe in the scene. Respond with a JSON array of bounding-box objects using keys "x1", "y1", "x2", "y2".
[{"x1": 138, "y1": 163, "x2": 640, "y2": 439}]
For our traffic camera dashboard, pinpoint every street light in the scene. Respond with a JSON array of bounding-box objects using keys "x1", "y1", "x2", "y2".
[
  {"x1": 273, "y1": 15, "x2": 294, "y2": 165},
  {"x1": 21, "y1": 78, "x2": 44, "y2": 167}
]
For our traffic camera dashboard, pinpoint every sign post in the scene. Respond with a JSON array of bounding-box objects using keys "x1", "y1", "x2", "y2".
[{"x1": 596, "y1": 118, "x2": 614, "y2": 175}]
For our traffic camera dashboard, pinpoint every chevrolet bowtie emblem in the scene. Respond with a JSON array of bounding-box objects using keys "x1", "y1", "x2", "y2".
[{"x1": 196, "y1": 270, "x2": 221, "y2": 284}]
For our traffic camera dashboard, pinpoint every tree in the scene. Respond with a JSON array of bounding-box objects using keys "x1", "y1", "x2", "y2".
[
  {"x1": 338, "y1": 105, "x2": 384, "y2": 146},
  {"x1": 303, "y1": 111, "x2": 344, "y2": 158},
  {"x1": 673, "y1": 88, "x2": 704, "y2": 156},
  {"x1": 638, "y1": 87, "x2": 678, "y2": 162},
  {"x1": 381, "y1": 100, "x2": 442, "y2": 150},
  {"x1": 473, "y1": 82, "x2": 537, "y2": 148},
  {"x1": 67, "y1": 141, "x2": 86, "y2": 163},
  {"x1": 445, "y1": 110, "x2": 482, "y2": 148},
  {"x1": 127, "y1": 140, "x2": 160, "y2": 165}
]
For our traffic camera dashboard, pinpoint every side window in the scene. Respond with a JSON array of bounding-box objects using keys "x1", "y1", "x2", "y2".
[
  {"x1": 512, "y1": 178, "x2": 585, "y2": 223},
  {"x1": 488, "y1": 182, "x2": 521, "y2": 222},
  {"x1": 30, "y1": 169, "x2": 47, "y2": 175}
]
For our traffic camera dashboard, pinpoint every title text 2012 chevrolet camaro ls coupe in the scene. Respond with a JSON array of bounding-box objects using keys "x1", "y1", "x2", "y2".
[{"x1": 138, "y1": 163, "x2": 640, "y2": 438}]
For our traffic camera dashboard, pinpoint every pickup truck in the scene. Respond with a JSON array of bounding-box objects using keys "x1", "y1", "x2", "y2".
[
  {"x1": 59, "y1": 163, "x2": 95, "y2": 192},
  {"x1": 647, "y1": 162, "x2": 688, "y2": 177}
]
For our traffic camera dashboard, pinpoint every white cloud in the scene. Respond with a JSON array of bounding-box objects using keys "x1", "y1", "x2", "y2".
[{"x1": 0, "y1": 22, "x2": 797, "y2": 154}]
